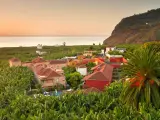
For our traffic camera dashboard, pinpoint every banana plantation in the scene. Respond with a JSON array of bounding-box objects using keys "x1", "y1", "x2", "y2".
[{"x1": 0, "y1": 42, "x2": 160, "y2": 120}]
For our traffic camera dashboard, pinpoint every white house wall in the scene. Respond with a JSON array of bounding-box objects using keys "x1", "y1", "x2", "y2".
[{"x1": 77, "y1": 68, "x2": 87, "y2": 76}]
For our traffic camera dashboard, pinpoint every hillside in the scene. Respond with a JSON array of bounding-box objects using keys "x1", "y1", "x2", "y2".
[{"x1": 104, "y1": 8, "x2": 160, "y2": 45}]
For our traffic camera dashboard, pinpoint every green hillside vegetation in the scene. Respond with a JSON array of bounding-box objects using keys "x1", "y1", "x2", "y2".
[
  {"x1": 0, "y1": 43, "x2": 160, "y2": 119},
  {"x1": 0, "y1": 45, "x2": 101, "y2": 62},
  {"x1": 115, "y1": 8, "x2": 160, "y2": 30},
  {"x1": 104, "y1": 8, "x2": 160, "y2": 45}
]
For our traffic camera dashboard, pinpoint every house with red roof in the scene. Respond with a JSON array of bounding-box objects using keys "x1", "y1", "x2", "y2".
[
  {"x1": 32, "y1": 57, "x2": 46, "y2": 63},
  {"x1": 107, "y1": 55, "x2": 127, "y2": 80},
  {"x1": 107, "y1": 55, "x2": 127, "y2": 67},
  {"x1": 48, "y1": 60, "x2": 67, "y2": 69},
  {"x1": 9, "y1": 58, "x2": 21, "y2": 67},
  {"x1": 34, "y1": 65, "x2": 66, "y2": 88},
  {"x1": 83, "y1": 63, "x2": 113, "y2": 91},
  {"x1": 47, "y1": 60, "x2": 68, "y2": 74}
]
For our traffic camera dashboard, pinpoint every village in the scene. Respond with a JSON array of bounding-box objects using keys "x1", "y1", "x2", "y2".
[
  {"x1": 1, "y1": 1, "x2": 160, "y2": 118},
  {"x1": 9, "y1": 45, "x2": 127, "y2": 95}
]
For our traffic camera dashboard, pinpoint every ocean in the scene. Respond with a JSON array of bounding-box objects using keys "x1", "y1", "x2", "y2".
[{"x1": 0, "y1": 36, "x2": 107, "y2": 47}]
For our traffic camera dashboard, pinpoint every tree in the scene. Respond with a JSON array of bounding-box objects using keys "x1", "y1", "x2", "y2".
[
  {"x1": 0, "y1": 65, "x2": 34, "y2": 108},
  {"x1": 86, "y1": 62, "x2": 96, "y2": 73},
  {"x1": 35, "y1": 83, "x2": 43, "y2": 93},
  {"x1": 121, "y1": 46, "x2": 160, "y2": 109},
  {"x1": 63, "y1": 42, "x2": 66, "y2": 46},
  {"x1": 143, "y1": 41, "x2": 160, "y2": 53},
  {"x1": 63, "y1": 66, "x2": 83, "y2": 88},
  {"x1": 63, "y1": 66, "x2": 76, "y2": 75},
  {"x1": 67, "y1": 72, "x2": 83, "y2": 89},
  {"x1": 89, "y1": 46, "x2": 94, "y2": 50}
]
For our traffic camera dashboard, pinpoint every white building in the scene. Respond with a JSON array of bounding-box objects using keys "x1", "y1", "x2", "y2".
[
  {"x1": 37, "y1": 44, "x2": 43, "y2": 49},
  {"x1": 36, "y1": 51, "x2": 47, "y2": 55},
  {"x1": 63, "y1": 56, "x2": 77, "y2": 59},
  {"x1": 76, "y1": 65, "x2": 87, "y2": 76},
  {"x1": 116, "y1": 48, "x2": 126, "y2": 53},
  {"x1": 106, "y1": 47, "x2": 116, "y2": 53},
  {"x1": 101, "y1": 47, "x2": 116, "y2": 55}
]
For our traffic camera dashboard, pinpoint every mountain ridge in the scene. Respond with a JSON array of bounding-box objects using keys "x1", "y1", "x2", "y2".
[{"x1": 103, "y1": 8, "x2": 160, "y2": 45}]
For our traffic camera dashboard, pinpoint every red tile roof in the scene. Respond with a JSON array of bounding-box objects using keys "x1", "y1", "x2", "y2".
[
  {"x1": 73, "y1": 58, "x2": 104, "y2": 66},
  {"x1": 34, "y1": 64, "x2": 47, "y2": 74},
  {"x1": 34, "y1": 64, "x2": 47, "y2": 69},
  {"x1": 84, "y1": 72, "x2": 108, "y2": 80},
  {"x1": 36, "y1": 67, "x2": 46, "y2": 75},
  {"x1": 36, "y1": 67, "x2": 62, "y2": 79},
  {"x1": 95, "y1": 58, "x2": 105, "y2": 63},
  {"x1": 32, "y1": 57, "x2": 46, "y2": 63},
  {"x1": 84, "y1": 63, "x2": 113, "y2": 82},
  {"x1": 38, "y1": 68, "x2": 52, "y2": 76},
  {"x1": 49, "y1": 60, "x2": 67, "y2": 64},
  {"x1": 110, "y1": 57, "x2": 127, "y2": 63},
  {"x1": 47, "y1": 70, "x2": 61, "y2": 79}
]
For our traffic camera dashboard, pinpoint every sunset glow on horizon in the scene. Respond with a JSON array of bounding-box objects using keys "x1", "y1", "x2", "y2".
[{"x1": 0, "y1": 0, "x2": 160, "y2": 36}]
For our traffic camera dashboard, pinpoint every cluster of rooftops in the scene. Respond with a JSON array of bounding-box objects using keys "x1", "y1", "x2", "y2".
[
  {"x1": 9, "y1": 51, "x2": 127, "y2": 91},
  {"x1": 7, "y1": 46, "x2": 129, "y2": 93}
]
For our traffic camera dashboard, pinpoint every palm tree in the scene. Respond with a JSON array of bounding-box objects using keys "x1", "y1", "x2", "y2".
[{"x1": 120, "y1": 46, "x2": 160, "y2": 109}]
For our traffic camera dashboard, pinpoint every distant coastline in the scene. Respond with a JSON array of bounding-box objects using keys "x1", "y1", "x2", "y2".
[
  {"x1": 0, "y1": 36, "x2": 108, "y2": 47},
  {"x1": 0, "y1": 35, "x2": 108, "y2": 37}
]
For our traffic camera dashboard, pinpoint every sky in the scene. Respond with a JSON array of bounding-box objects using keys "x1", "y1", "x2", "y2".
[{"x1": 0, "y1": 0, "x2": 160, "y2": 36}]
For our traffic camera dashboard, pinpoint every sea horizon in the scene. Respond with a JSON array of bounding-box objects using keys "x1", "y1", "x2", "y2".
[{"x1": 0, "y1": 36, "x2": 108, "y2": 47}]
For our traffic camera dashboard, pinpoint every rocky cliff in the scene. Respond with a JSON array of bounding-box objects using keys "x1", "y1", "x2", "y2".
[{"x1": 103, "y1": 8, "x2": 160, "y2": 45}]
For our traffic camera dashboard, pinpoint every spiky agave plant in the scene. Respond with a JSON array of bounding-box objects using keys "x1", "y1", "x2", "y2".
[{"x1": 120, "y1": 46, "x2": 160, "y2": 109}]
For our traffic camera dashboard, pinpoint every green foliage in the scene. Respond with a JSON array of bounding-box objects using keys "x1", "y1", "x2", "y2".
[
  {"x1": 35, "y1": 83, "x2": 43, "y2": 93},
  {"x1": 0, "y1": 45, "x2": 101, "y2": 62},
  {"x1": 52, "y1": 83, "x2": 65, "y2": 91},
  {"x1": 116, "y1": 8, "x2": 160, "y2": 30},
  {"x1": 143, "y1": 41, "x2": 160, "y2": 53},
  {"x1": 63, "y1": 66, "x2": 83, "y2": 89},
  {"x1": 89, "y1": 46, "x2": 94, "y2": 50},
  {"x1": 1, "y1": 81, "x2": 160, "y2": 119},
  {"x1": 63, "y1": 66, "x2": 76, "y2": 76},
  {"x1": 116, "y1": 44, "x2": 140, "y2": 51},
  {"x1": 121, "y1": 46, "x2": 160, "y2": 109},
  {"x1": 67, "y1": 72, "x2": 83, "y2": 89},
  {"x1": 86, "y1": 62, "x2": 96, "y2": 73},
  {"x1": 1, "y1": 44, "x2": 160, "y2": 119},
  {"x1": 116, "y1": 44, "x2": 141, "y2": 58},
  {"x1": 108, "y1": 50, "x2": 124, "y2": 55},
  {"x1": 105, "y1": 81, "x2": 123, "y2": 98},
  {"x1": 0, "y1": 63, "x2": 34, "y2": 108},
  {"x1": 156, "y1": 29, "x2": 160, "y2": 40}
]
